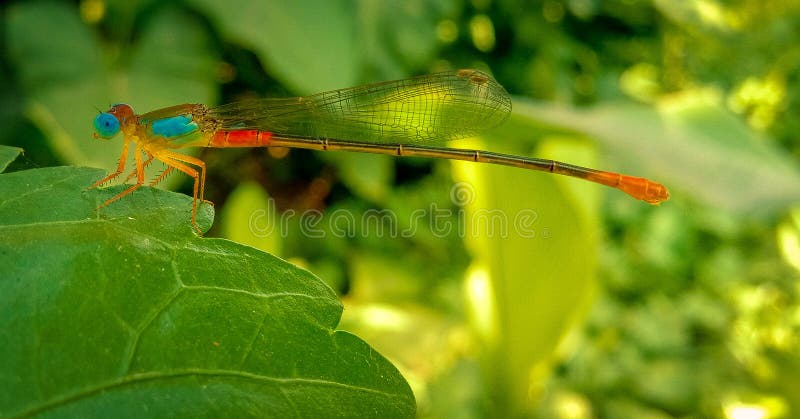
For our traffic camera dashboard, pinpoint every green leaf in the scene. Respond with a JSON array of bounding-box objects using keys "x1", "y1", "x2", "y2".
[
  {"x1": 0, "y1": 165, "x2": 415, "y2": 417},
  {"x1": 125, "y1": 7, "x2": 219, "y2": 110},
  {"x1": 356, "y1": 1, "x2": 450, "y2": 76},
  {"x1": 7, "y1": 2, "x2": 106, "y2": 165},
  {"x1": 453, "y1": 136, "x2": 599, "y2": 416},
  {"x1": 513, "y1": 93, "x2": 800, "y2": 216},
  {"x1": 188, "y1": 0, "x2": 358, "y2": 93},
  {"x1": 322, "y1": 152, "x2": 394, "y2": 204},
  {"x1": 0, "y1": 145, "x2": 23, "y2": 173},
  {"x1": 220, "y1": 181, "x2": 282, "y2": 255}
]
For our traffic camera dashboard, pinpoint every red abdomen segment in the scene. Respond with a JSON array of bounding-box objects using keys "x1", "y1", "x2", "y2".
[
  {"x1": 208, "y1": 130, "x2": 273, "y2": 147},
  {"x1": 586, "y1": 171, "x2": 670, "y2": 204}
]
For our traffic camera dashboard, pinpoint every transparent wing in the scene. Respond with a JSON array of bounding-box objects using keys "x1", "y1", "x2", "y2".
[{"x1": 209, "y1": 69, "x2": 512, "y2": 145}]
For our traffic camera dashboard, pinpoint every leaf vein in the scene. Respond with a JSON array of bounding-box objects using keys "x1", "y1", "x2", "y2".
[
  {"x1": 180, "y1": 284, "x2": 328, "y2": 301},
  {"x1": 19, "y1": 369, "x2": 406, "y2": 417},
  {"x1": 0, "y1": 172, "x2": 85, "y2": 210},
  {"x1": 121, "y1": 286, "x2": 184, "y2": 376}
]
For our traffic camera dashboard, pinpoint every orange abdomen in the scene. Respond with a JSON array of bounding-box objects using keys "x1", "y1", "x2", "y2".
[{"x1": 209, "y1": 130, "x2": 273, "y2": 147}]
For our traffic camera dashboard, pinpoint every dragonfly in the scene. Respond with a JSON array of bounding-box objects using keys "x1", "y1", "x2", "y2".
[{"x1": 90, "y1": 69, "x2": 669, "y2": 234}]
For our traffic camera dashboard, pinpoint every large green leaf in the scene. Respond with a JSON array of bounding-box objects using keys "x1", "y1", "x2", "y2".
[
  {"x1": 355, "y1": 0, "x2": 454, "y2": 77},
  {"x1": 219, "y1": 181, "x2": 282, "y2": 256},
  {"x1": 320, "y1": 152, "x2": 395, "y2": 204},
  {"x1": 453, "y1": 135, "x2": 599, "y2": 416},
  {"x1": 0, "y1": 152, "x2": 414, "y2": 417},
  {"x1": 0, "y1": 146, "x2": 23, "y2": 172},
  {"x1": 186, "y1": 0, "x2": 452, "y2": 94},
  {"x1": 188, "y1": 0, "x2": 358, "y2": 94}
]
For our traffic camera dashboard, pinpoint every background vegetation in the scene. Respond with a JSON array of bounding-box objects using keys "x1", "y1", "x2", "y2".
[{"x1": 2, "y1": 0, "x2": 800, "y2": 417}]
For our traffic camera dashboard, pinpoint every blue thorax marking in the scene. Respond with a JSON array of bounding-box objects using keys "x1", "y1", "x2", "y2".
[{"x1": 151, "y1": 115, "x2": 199, "y2": 138}]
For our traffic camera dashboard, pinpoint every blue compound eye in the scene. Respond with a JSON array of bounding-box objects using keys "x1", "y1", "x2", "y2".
[{"x1": 93, "y1": 113, "x2": 120, "y2": 139}]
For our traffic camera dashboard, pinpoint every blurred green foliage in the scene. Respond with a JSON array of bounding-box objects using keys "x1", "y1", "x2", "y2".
[{"x1": 2, "y1": 0, "x2": 800, "y2": 418}]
